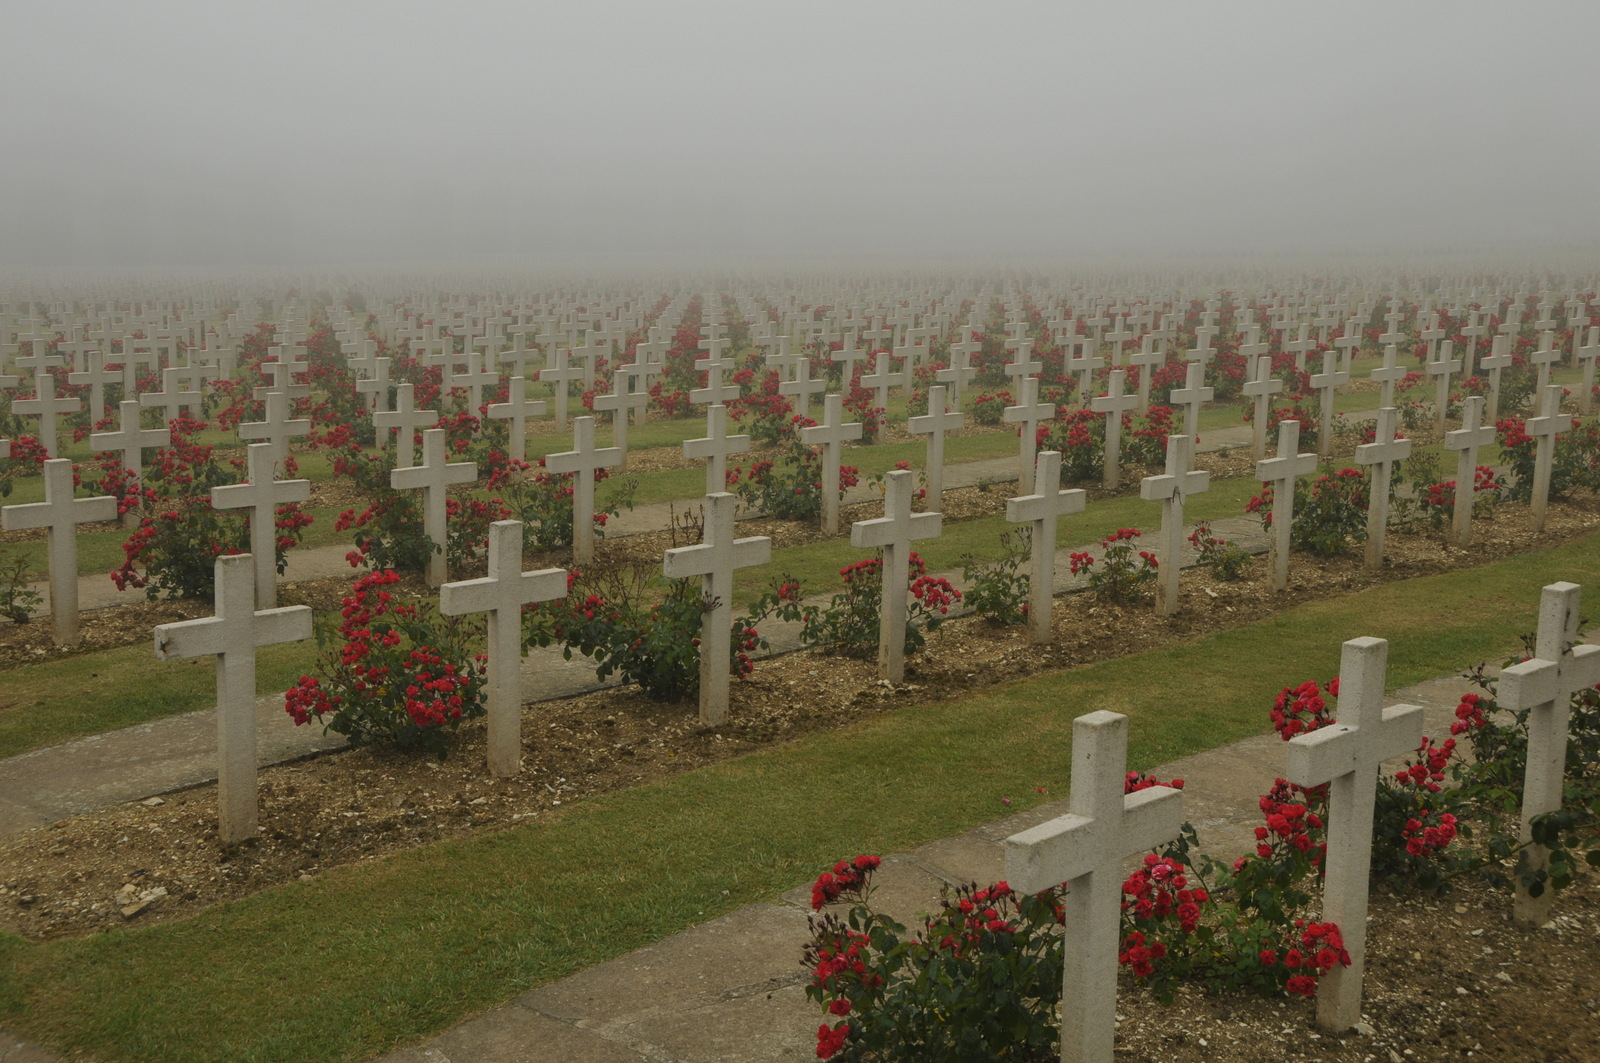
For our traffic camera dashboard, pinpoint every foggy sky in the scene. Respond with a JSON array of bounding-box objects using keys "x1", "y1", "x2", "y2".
[{"x1": 3, "y1": 1, "x2": 1597, "y2": 268}]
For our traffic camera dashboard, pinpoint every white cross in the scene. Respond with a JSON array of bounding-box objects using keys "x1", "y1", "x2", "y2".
[
  {"x1": 935, "y1": 337, "x2": 977, "y2": 408},
  {"x1": 140, "y1": 365, "x2": 204, "y2": 423},
  {"x1": 1002, "y1": 337, "x2": 1043, "y2": 384},
  {"x1": 1442, "y1": 396, "x2": 1495, "y2": 547},
  {"x1": 545, "y1": 416, "x2": 622, "y2": 566},
  {"x1": 355, "y1": 356, "x2": 393, "y2": 414},
  {"x1": 1285, "y1": 636, "x2": 1424, "y2": 1033},
  {"x1": 831, "y1": 333, "x2": 867, "y2": 388},
  {"x1": 1525, "y1": 330, "x2": 1562, "y2": 393},
  {"x1": 1004, "y1": 710, "x2": 1183, "y2": 1063},
  {"x1": 591, "y1": 363, "x2": 649, "y2": 460},
  {"x1": 1067, "y1": 336, "x2": 1105, "y2": 404},
  {"x1": 391, "y1": 428, "x2": 479, "y2": 587},
  {"x1": 860, "y1": 349, "x2": 907, "y2": 414},
  {"x1": 90, "y1": 399, "x2": 170, "y2": 488},
  {"x1": 684, "y1": 403, "x2": 751, "y2": 496},
  {"x1": 1125, "y1": 336, "x2": 1164, "y2": 413},
  {"x1": 1496, "y1": 581, "x2": 1600, "y2": 926},
  {"x1": 1308, "y1": 350, "x2": 1349, "y2": 459},
  {"x1": 154, "y1": 553, "x2": 312, "y2": 845},
  {"x1": 1418, "y1": 313, "x2": 1447, "y2": 362},
  {"x1": 1525, "y1": 383, "x2": 1569, "y2": 533},
  {"x1": 1091, "y1": 369, "x2": 1139, "y2": 490},
  {"x1": 372, "y1": 383, "x2": 438, "y2": 462},
  {"x1": 1, "y1": 458, "x2": 117, "y2": 647},
  {"x1": 1420, "y1": 339, "x2": 1461, "y2": 433},
  {"x1": 1169, "y1": 361, "x2": 1212, "y2": 439},
  {"x1": 1354, "y1": 407, "x2": 1411, "y2": 571},
  {"x1": 538, "y1": 345, "x2": 584, "y2": 431},
  {"x1": 12, "y1": 372, "x2": 80, "y2": 458},
  {"x1": 441, "y1": 520, "x2": 567, "y2": 777},
  {"x1": 253, "y1": 354, "x2": 310, "y2": 401},
  {"x1": 907, "y1": 385, "x2": 964, "y2": 509},
  {"x1": 1575, "y1": 326, "x2": 1600, "y2": 416},
  {"x1": 1333, "y1": 317, "x2": 1366, "y2": 380},
  {"x1": 1242, "y1": 354, "x2": 1284, "y2": 461},
  {"x1": 850, "y1": 469, "x2": 941, "y2": 684},
  {"x1": 486, "y1": 375, "x2": 547, "y2": 464},
  {"x1": 1255, "y1": 420, "x2": 1317, "y2": 592},
  {"x1": 211, "y1": 443, "x2": 310, "y2": 609},
  {"x1": 1140, "y1": 433, "x2": 1209, "y2": 616},
  {"x1": 456, "y1": 350, "x2": 500, "y2": 418},
  {"x1": 663, "y1": 493, "x2": 772, "y2": 726},
  {"x1": 1003, "y1": 375, "x2": 1056, "y2": 494},
  {"x1": 691, "y1": 357, "x2": 742, "y2": 407},
  {"x1": 1458, "y1": 310, "x2": 1489, "y2": 379},
  {"x1": 778, "y1": 355, "x2": 827, "y2": 422},
  {"x1": 237, "y1": 389, "x2": 310, "y2": 472},
  {"x1": 1478, "y1": 334, "x2": 1515, "y2": 422},
  {"x1": 68, "y1": 348, "x2": 121, "y2": 423},
  {"x1": 1006, "y1": 449, "x2": 1086, "y2": 644},
  {"x1": 801, "y1": 393, "x2": 863, "y2": 535}
]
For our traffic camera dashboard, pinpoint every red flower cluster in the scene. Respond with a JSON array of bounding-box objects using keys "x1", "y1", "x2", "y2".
[
  {"x1": 1451, "y1": 692, "x2": 1489, "y2": 735},
  {"x1": 1271, "y1": 677, "x2": 1338, "y2": 740},
  {"x1": 1278, "y1": 921, "x2": 1352, "y2": 997},
  {"x1": 810, "y1": 854, "x2": 881, "y2": 910},
  {"x1": 1251, "y1": 778, "x2": 1326, "y2": 863}
]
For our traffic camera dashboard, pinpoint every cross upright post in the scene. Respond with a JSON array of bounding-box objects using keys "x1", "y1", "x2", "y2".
[
  {"x1": 907, "y1": 384, "x2": 964, "y2": 509},
  {"x1": 860, "y1": 349, "x2": 906, "y2": 415},
  {"x1": 938, "y1": 330, "x2": 979, "y2": 407},
  {"x1": 1309, "y1": 350, "x2": 1349, "y2": 458},
  {"x1": 1443, "y1": 395, "x2": 1495, "y2": 546},
  {"x1": 1090, "y1": 369, "x2": 1138, "y2": 490},
  {"x1": 1140, "y1": 434, "x2": 1209, "y2": 616},
  {"x1": 237, "y1": 389, "x2": 310, "y2": 472},
  {"x1": 486, "y1": 375, "x2": 547, "y2": 464},
  {"x1": 778, "y1": 355, "x2": 827, "y2": 421},
  {"x1": 591, "y1": 363, "x2": 649, "y2": 460},
  {"x1": 1125, "y1": 336, "x2": 1164, "y2": 413},
  {"x1": 1333, "y1": 317, "x2": 1366, "y2": 382},
  {"x1": 538, "y1": 345, "x2": 583, "y2": 430},
  {"x1": 1528, "y1": 331, "x2": 1562, "y2": 392},
  {"x1": 210, "y1": 443, "x2": 311, "y2": 608},
  {"x1": 1003, "y1": 375, "x2": 1055, "y2": 494},
  {"x1": 1, "y1": 458, "x2": 118, "y2": 647},
  {"x1": 154, "y1": 553, "x2": 313, "y2": 845},
  {"x1": 1005, "y1": 711, "x2": 1183, "y2": 1063},
  {"x1": 12, "y1": 372, "x2": 80, "y2": 458},
  {"x1": 440, "y1": 520, "x2": 567, "y2": 777},
  {"x1": 1006, "y1": 450, "x2": 1086, "y2": 643},
  {"x1": 684, "y1": 403, "x2": 751, "y2": 496},
  {"x1": 1524, "y1": 383, "x2": 1569, "y2": 532},
  {"x1": 1427, "y1": 340, "x2": 1462, "y2": 434},
  {"x1": 372, "y1": 382, "x2": 439, "y2": 462},
  {"x1": 1479, "y1": 335, "x2": 1514, "y2": 422},
  {"x1": 68, "y1": 348, "x2": 121, "y2": 423},
  {"x1": 1496, "y1": 581, "x2": 1600, "y2": 926},
  {"x1": 1068, "y1": 337, "x2": 1105, "y2": 404},
  {"x1": 801, "y1": 393, "x2": 863, "y2": 535},
  {"x1": 1169, "y1": 360, "x2": 1212, "y2": 439},
  {"x1": 390, "y1": 428, "x2": 479, "y2": 586},
  {"x1": 545, "y1": 416, "x2": 622, "y2": 565},
  {"x1": 90, "y1": 398, "x2": 170, "y2": 500},
  {"x1": 1254, "y1": 420, "x2": 1317, "y2": 591},
  {"x1": 1242, "y1": 354, "x2": 1283, "y2": 461},
  {"x1": 663, "y1": 493, "x2": 772, "y2": 725},
  {"x1": 850, "y1": 470, "x2": 941, "y2": 683},
  {"x1": 1354, "y1": 407, "x2": 1411, "y2": 571},
  {"x1": 1285, "y1": 636, "x2": 1424, "y2": 1032}
]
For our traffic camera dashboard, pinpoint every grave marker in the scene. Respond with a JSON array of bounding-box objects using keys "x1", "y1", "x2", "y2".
[
  {"x1": 591, "y1": 362, "x2": 649, "y2": 460},
  {"x1": 801, "y1": 393, "x2": 863, "y2": 535},
  {"x1": 440, "y1": 520, "x2": 567, "y2": 777},
  {"x1": 850, "y1": 470, "x2": 940, "y2": 683},
  {"x1": 663, "y1": 493, "x2": 771, "y2": 725},
  {"x1": 68, "y1": 348, "x2": 121, "y2": 423},
  {"x1": 1169, "y1": 360, "x2": 1212, "y2": 438},
  {"x1": 907, "y1": 385, "x2": 964, "y2": 509},
  {"x1": 1254, "y1": 420, "x2": 1317, "y2": 591},
  {"x1": 1285, "y1": 637, "x2": 1423, "y2": 1033},
  {"x1": 372, "y1": 382, "x2": 438, "y2": 462},
  {"x1": 1479, "y1": 335, "x2": 1514, "y2": 421},
  {"x1": 139, "y1": 365, "x2": 203, "y2": 423},
  {"x1": 1090, "y1": 369, "x2": 1138, "y2": 490},
  {"x1": 538, "y1": 345, "x2": 583, "y2": 430},
  {"x1": 684, "y1": 403, "x2": 751, "y2": 496},
  {"x1": 1443, "y1": 396, "x2": 1495, "y2": 547},
  {"x1": 1003, "y1": 375, "x2": 1055, "y2": 494},
  {"x1": 1495, "y1": 581, "x2": 1600, "y2": 926},
  {"x1": 545, "y1": 416, "x2": 621, "y2": 565},
  {"x1": 12, "y1": 372, "x2": 79, "y2": 458},
  {"x1": 1309, "y1": 350, "x2": 1349, "y2": 458},
  {"x1": 237, "y1": 389, "x2": 310, "y2": 472},
  {"x1": 861, "y1": 349, "x2": 906, "y2": 414},
  {"x1": 1354, "y1": 407, "x2": 1410, "y2": 571},
  {"x1": 1004, "y1": 711, "x2": 1183, "y2": 1063},
  {"x1": 391, "y1": 428, "x2": 478, "y2": 586},
  {"x1": 777, "y1": 354, "x2": 826, "y2": 421},
  {"x1": 354, "y1": 356, "x2": 393, "y2": 414},
  {"x1": 90, "y1": 398, "x2": 171, "y2": 498},
  {"x1": 1242, "y1": 355, "x2": 1283, "y2": 461},
  {"x1": 1524, "y1": 383, "x2": 1568, "y2": 532},
  {"x1": 210, "y1": 443, "x2": 310, "y2": 609},
  {"x1": 1575, "y1": 326, "x2": 1599, "y2": 415},
  {"x1": 1, "y1": 458, "x2": 117, "y2": 647},
  {"x1": 486, "y1": 375, "x2": 547, "y2": 464},
  {"x1": 1006, "y1": 450, "x2": 1086, "y2": 644},
  {"x1": 1426, "y1": 339, "x2": 1462, "y2": 433},
  {"x1": 153, "y1": 553, "x2": 312, "y2": 845},
  {"x1": 1140, "y1": 433, "x2": 1209, "y2": 616}
]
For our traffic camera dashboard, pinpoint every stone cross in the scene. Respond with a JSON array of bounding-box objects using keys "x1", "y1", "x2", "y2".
[
  {"x1": 1309, "y1": 350, "x2": 1350, "y2": 458},
  {"x1": 1528, "y1": 331, "x2": 1562, "y2": 392},
  {"x1": 1006, "y1": 450, "x2": 1086, "y2": 644},
  {"x1": 1458, "y1": 310, "x2": 1489, "y2": 379},
  {"x1": 90, "y1": 398, "x2": 170, "y2": 489},
  {"x1": 354, "y1": 356, "x2": 393, "y2": 414},
  {"x1": 1443, "y1": 396, "x2": 1495, "y2": 547},
  {"x1": 861, "y1": 349, "x2": 906, "y2": 414},
  {"x1": 440, "y1": 520, "x2": 567, "y2": 777},
  {"x1": 1067, "y1": 336, "x2": 1104, "y2": 403},
  {"x1": 777, "y1": 355, "x2": 826, "y2": 421},
  {"x1": 538, "y1": 345, "x2": 584, "y2": 430},
  {"x1": 1, "y1": 458, "x2": 117, "y2": 647},
  {"x1": 1574, "y1": 326, "x2": 1599, "y2": 416},
  {"x1": 1333, "y1": 317, "x2": 1365, "y2": 380},
  {"x1": 663, "y1": 493, "x2": 772, "y2": 726},
  {"x1": 1286, "y1": 637, "x2": 1423, "y2": 1033},
  {"x1": 545, "y1": 416, "x2": 622, "y2": 565},
  {"x1": 1242, "y1": 354, "x2": 1283, "y2": 461},
  {"x1": 153, "y1": 553, "x2": 312, "y2": 845},
  {"x1": 1478, "y1": 335, "x2": 1514, "y2": 422},
  {"x1": 690, "y1": 358, "x2": 742, "y2": 407},
  {"x1": 1004, "y1": 710, "x2": 1183, "y2": 1063},
  {"x1": 486, "y1": 375, "x2": 547, "y2": 464},
  {"x1": 1091, "y1": 369, "x2": 1138, "y2": 490},
  {"x1": 801, "y1": 393, "x2": 863, "y2": 535},
  {"x1": 391, "y1": 428, "x2": 479, "y2": 587},
  {"x1": 140, "y1": 365, "x2": 204, "y2": 423},
  {"x1": 1002, "y1": 337, "x2": 1043, "y2": 384},
  {"x1": 938, "y1": 331, "x2": 978, "y2": 407},
  {"x1": 850, "y1": 469, "x2": 940, "y2": 684},
  {"x1": 210, "y1": 443, "x2": 310, "y2": 609},
  {"x1": 254, "y1": 354, "x2": 311, "y2": 401},
  {"x1": 1125, "y1": 336, "x2": 1164, "y2": 413},
  {"x1": 12, "y1": 372, "x2": 80, "y2": 458},
  {"x1": 237, "y1": 389, "x2": 310, "y2": 472},
  {"x1": 591, "y1": 363, "x2": 649, "y2": 460},
  {"x1": 1354, "y1": 407, "x2": 1411, "y2": 571},
  {"x1": 1524, "y1": 383, "x2": 1568, "y2": 532},
  {"x1": 1169, "y1": 360, "x2": 1212, "y2": 439},
  {"x1": 1003, "y1": 375, "x2": 1056, "y2": 494},
  {"x1": 831, "y1": 333, "x2": 867, "y2": 389},
  {"x1": 372, "y1": 382, "x2": 439, "y2": 462},
  {"x1": 1254, "y1": 420, "x2": 1317, "y2": 592},
  {"x1": 682, "y1": 403, "x2": 749, "y2": 496},
  {"x1": 1140, "y1": 433, "x2": 1209, "y2": 616},
  {"x1": 1496, "y1": 581, "x2": 1600, "y2": 926},
  {"x1": 69, "y1": 348, "x2": 121, "y2": 423},
  {"x1": 456, "y1": 351, "x2": 500, "y2": 417},
  {"x1": 907, "y1": 384, "x2": 964, "y2": 509},
  {"x1": 1426, "y1": 339, "x2": 1462, "y2": 433}
]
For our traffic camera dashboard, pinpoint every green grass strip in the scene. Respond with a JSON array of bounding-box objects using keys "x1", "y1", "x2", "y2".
[{"x1": 3, "y1": 532, "x2": 1598, "y2": 1062}]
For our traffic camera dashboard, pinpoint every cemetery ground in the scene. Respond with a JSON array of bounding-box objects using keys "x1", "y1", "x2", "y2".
[{"x1": 2, "y1": 500, "x2": 1600, "y2": 1061}]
